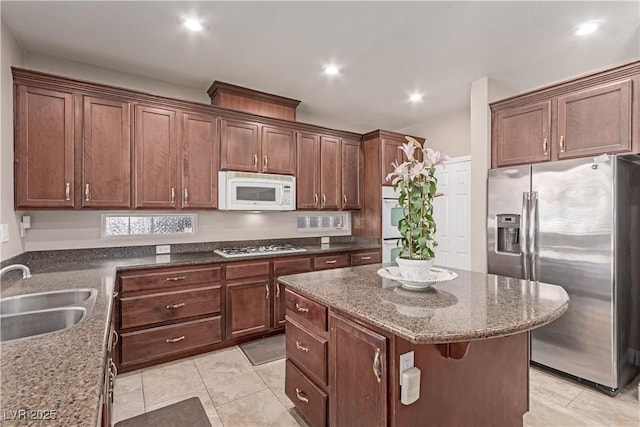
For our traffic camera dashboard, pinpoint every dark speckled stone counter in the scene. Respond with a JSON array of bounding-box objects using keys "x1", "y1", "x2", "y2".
[
  {"x1": 0, "y1": 237, "x2": 379, "y2": 426},
  {"x1": 278, "y1": 264, "x2": 569, "y2": 344}
]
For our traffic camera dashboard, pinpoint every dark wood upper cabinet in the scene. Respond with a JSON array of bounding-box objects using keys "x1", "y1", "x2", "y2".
[
  {"x1": 491, "y1": 61, "x2": 639, "y2": 168},
  {"x1": 181, "y1": 113, "x2": 218, "y2": 209},
  {"x1": 15, "y1": 85, "x2": 75, "y2": 208},
  {"x1": 134, "y1": 104, "x2": 178, "y2": 209},
  {"x1": 557, "y1": 79, "x2": 632, "y2": 160},
  {"x1": 220, "y1": 119, "x2": 260, "y2": 172},
  {"x1": 82, "y1": 96, "x2": 131, "y2": 208},
  {"x1": 262, "y1": 125, "x2": 296, "y2": 175},
  {"x1": 296, "y1": 132, "x2": 320, "y2": 210},
  {"x1": 329, "y1": 312, "x2": 387, "y2": 427},
  {"x1": 493, "y1": 100, "x2": 551, "y2": 167},
  {"x1": 341, "y1": 139, "x2": 362, "y2": 210},
  {"x1": 319, "y1": 136, "x2": 341, "y2": 210},
  {"x1": 381, "y1": 138, "x2": 402, "y2": 186}
]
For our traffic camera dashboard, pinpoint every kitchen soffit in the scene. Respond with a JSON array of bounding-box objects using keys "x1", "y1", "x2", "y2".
[{"x1": 1, "y1": 1, "x2": 638, "y2": 132}]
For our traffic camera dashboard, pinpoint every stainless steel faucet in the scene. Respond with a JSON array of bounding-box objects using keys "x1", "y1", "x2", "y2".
[{"x1": 0, "y1": 264, "x2": 32, "y2": 279}]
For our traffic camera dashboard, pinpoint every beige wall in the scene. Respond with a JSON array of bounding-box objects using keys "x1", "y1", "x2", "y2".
[
  {"x1": 1, "y1": 20, "x2": 25, "y2": 261},
  {"x1": 469, "y1": 77, "x2": 516, "y2": 273},
  {"x1": 24, "y1": 52, "x2": 210, "y2": 104},
  {"x1": 23, "y1": 210, "x2": 350, "y2": 251},
  {"x1": 395, "y1": 107, "x2": 471, "y2": 157}
]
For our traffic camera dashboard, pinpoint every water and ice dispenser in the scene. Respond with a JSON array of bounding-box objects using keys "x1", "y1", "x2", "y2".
[{"x1": 496, "y1": 214, "x2": 521, "y2": 254}]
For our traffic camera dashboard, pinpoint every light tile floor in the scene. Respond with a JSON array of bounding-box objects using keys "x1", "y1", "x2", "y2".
[{"x1": 114, "y1": 345, "x2": 640, "y2": 426}]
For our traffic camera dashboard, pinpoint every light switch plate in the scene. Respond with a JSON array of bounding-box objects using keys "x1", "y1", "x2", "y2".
[
  {"x1": 1, "y1": 224, "x2": 8, "y2": 243},
  {"x1": 156, "y1": 245, "x2": 170, "y2": 254},
  {"x1": 399, "y1": 351, "x2": 414, "y2": 385}
]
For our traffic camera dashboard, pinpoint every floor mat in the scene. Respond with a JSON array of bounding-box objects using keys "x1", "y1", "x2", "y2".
[
  {"x1": 114, "y1": 397, "x2": 211, "y2": 427},
  {"x1": 239, "y1": 334, "x2": 286, "y2": 366}
]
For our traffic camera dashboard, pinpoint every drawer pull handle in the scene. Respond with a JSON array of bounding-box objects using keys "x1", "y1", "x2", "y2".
[
  {"x1": 276, "y1": 282, "x2": 281, "y2": 298},
  {"x1": 295, "y1": 388, "x2": 309, "y2": 403},
  {"x1": 361, "y1": 256, "x2": 372, "y2": 260},
  {"x1": 166, "y1": 303, "x2": 186, "y2": 309},
  {"x1": 326, "y1": 260, "x2": 338, "y2": 264},
  {"x1": 165, "y1": 276, "x2": 186, "y2": 281},
  {"x1": 65, "y1": 182, "x2": 70, "y2": 201},
  {"x1": 295, "y1": 341, "x2": 309, "y2": 352},
  {"x1": 295, "y1": 303, "x2": 309, "y2": 313},
  {"x1": 166, "y1": 336, "x2": 185, "y2": 343},
  {"x1": 112, "y1": 330, "x2": 119, "y2": 347},
  {"x1": 266, "y1": 284, "x2": 270, "y2": 300},
  {"x1": 373, "y1": 348, "x2": 382, "y2": 383}
]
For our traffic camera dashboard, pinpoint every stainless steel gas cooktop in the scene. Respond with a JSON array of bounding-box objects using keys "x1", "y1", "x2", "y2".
[{"x1": 214, "y1": 244, "x2": 307, "y2": 258}]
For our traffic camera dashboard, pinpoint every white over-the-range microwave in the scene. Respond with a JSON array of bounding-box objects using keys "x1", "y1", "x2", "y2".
[{"x1": 218, "y1": 171, "x2": 296, "y2": 211}]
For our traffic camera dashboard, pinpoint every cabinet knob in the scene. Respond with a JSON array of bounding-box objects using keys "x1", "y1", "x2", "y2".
[
  {"x1": 65, "y1": 183, "x2": 70, "y2": 201},
  {"x1": 295, "y1": 341, "x2": 309, "y2": 352},
  {"x1": 295, "y1": 388, "x2": 309, "y2": 403},
  {"x1": 373, "y1": 348, "x2": 382, "y2": 383},
  {"x1": 85, "y1": 183, "x2": 90, "y2": 202}
]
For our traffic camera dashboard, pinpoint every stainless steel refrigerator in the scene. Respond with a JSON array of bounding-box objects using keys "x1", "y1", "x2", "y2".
[{"x1": 487, "y1": 154, "x2": 640, "y2": 394}]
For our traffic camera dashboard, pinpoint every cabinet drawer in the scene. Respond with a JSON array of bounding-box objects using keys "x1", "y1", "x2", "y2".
[
  {"x1": 120, "y1": 316, "x2": 222, "y2": 367},
  {"x1": 350, "y1": 250, "x2": 381, "y2": 266},
  {"x1": 313, "y1": 254, "x2": 349, "y2": 270},
  {"x1": 286, "y1": 360, "x2": 327, "y2": 427},
  {"x1": 273, "y1": 257, "x2": 313, "y2": 275},
  {"x1": 285, "y1": 289, "x2": 327, "y2": 332},
  {"x1": 120, "y1": 285, "x2": 221, "y2": 329},
  {"x1": 225, "y1": 261, "x2": 270, "y2": 280},
  {"x1": 120, "y1": 266, "x2": 221, "y2": 293},
  {"x1": 286, "y1": 319, "x2": 327, "y2": 386}
]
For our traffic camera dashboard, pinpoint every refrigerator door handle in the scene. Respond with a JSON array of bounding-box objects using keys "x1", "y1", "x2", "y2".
[
  {"x1": 521, "y1": 192, "x2": 531, "y2": 280},
  {"x1": 529, "y1": 191, "x2": 538, "y2": 282}
]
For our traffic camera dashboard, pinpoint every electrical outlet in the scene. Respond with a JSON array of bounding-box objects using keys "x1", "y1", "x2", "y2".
[
  {"x1": 156, "y1": 245, "x2": 170, "y2": 254},
  {"x1": 399, "y1": 351, "x2": 414, "y2": 386},
  {"x1": 1, "y1": 224, "x2": 8, "y2": 243},
  {"x1": 321, "y1": 237, "x2": 330, "y2": 244}
]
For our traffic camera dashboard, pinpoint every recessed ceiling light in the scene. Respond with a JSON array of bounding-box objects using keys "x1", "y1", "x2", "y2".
[
  {"x1": 184, "y1": 18, "x2": 204, "y2": 32},
  {"x1": 409, "y1": 93, "x2": 423, "y2": 102},
  {"x1": 574, "y1": 21, "x2": 599, "y2": 36},
  {"x1": 323, "y1": 65, "x2": 340, "y2": 76}
]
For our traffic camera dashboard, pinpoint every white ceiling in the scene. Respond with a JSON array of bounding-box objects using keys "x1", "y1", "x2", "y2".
[{"x1": 2, "y1": 1, "x2": 639, "y2": 133}]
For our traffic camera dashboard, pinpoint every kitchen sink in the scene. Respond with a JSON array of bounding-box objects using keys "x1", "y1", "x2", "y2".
[
  {"x1": 0, "y1": 289, "x2": 96, "y2": 314},
  {"x1": 0, "y1": 307, "x2": 86, "y2": 342}
]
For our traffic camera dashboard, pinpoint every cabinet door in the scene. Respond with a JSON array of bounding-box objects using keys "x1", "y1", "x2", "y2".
[
  {"x1": 341, "y1": 139, "x2": 362, "y2": 210},
  {"x1": 296, "y1": 132, "x2": 320, "y2": 209},
  {"x1": 134, "y1": 105, "x2": 178, "y2": 208},
  {"x1": 220, "y1": 119, "x2": 260, "y2": 172},
  {"x1": 262, "y1": 125, "x2": 296, "y2": 175},
  {"x1": 273, "y1": 278, "x2": 286, "y2": 329},
  {"x1": 381, "y1": 138, "x2": 406, "y2": 186},
  {"x1": 181, "y1": 113, "x2": 218, "y2": 209},
  {"x1": 15, "y1": 85, "x2": 75, "y2": 208},
  {"x1": 226, "y1": 278, "x2": 270, "y2": 339},
  {"x1": 82, "y1": 96, "x2": 131, "y2": 208},
  {"x1": 319, "y1": 135, "x2": 341, "y2": 210},
  {"x1": 557, "y1": 79, "x2": 633, "y2": 160},
  {"x1": 330, "y1": 313, "x2": 387, "y2": 427},
  {"x1": 493, "y1": 101, "x2": 551, "y2": 167}
]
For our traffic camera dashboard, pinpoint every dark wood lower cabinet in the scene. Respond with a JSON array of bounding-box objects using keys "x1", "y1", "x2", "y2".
[
  {"x1": 226, "y1": 278, "x2": 270, "y2": 340},
  {"x1": 329, "y1": 312, "x2": 387, "y2": 427}
]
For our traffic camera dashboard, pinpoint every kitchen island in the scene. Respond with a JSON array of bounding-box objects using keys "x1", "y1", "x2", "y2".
[{"x1": 278, "y1": 264, "x2": 569, "y2": 427}]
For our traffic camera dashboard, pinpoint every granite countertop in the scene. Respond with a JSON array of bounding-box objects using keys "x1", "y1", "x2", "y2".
[
  {"x1": 278, "y1": 264, "x2": 569, "y2": 344},
  {"x1": 0, "y1": 238, "x2": 379, "y2": 426}
]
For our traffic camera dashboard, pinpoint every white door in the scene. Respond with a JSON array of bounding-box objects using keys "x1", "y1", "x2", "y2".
[{"x1": 432, "y1": 156, "x2": 471, "y2": 270}]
